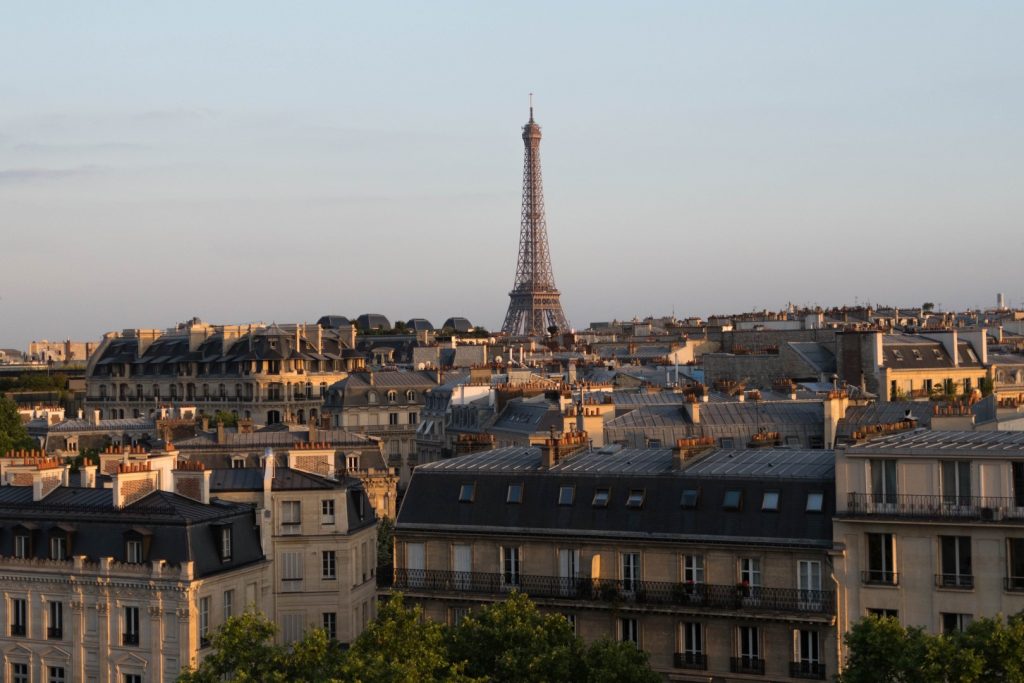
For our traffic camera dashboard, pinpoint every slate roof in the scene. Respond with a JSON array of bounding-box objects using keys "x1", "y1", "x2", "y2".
[
  {"x1": 47, "y1": 417, "x2": 157, "y2": 433},
  {"x1": 175, "y1": 428, "x2": 373, "y2": 449},
  {"x1": 210, "y1": 467, "x2": 360, "y2": 492},
  {"x1": 489, "y1": 398, "x2": 563, "y2": 436},
  {"x1": 836, "y1": 401, "x2": 933, "y2": 440},
  {"x1": 846, "y1": 429, "x2": 1024, "y2": 456},
  {"x1": 605, "y1": 401, "x2": 823, "y2": 429},
  {"x1": 400, "y1": 446, "x2": 833, "y2": 548}
]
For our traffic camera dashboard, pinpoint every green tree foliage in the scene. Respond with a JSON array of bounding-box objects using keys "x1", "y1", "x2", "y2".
[
  {"x1": 840, "y1": 614, "x2": 1024, "y2": 683},
  {"x1": 0, "y1": 397, "x2": 34, "y2": 455},
  {"x1": 376, "y1": 516, "x2": 395, "y2": 568},
  {"x1": 923, "y1": 302, "x2": 936, "y2": 312},
  {"x1": 179, "y1": 594, "x2": 661, "y2": 683},
  {"x1": 212, "y1": 410, "x2": 238, "y2": 428}
]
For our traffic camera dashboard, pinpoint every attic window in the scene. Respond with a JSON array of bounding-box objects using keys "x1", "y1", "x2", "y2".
[
  {"x1": 367, "y1": 391, "x2": 378, "y2": 405},
  {"x1": 680, "y1": 489, "x2": 700, "y2": 509},
  {"x1": 387, "y1": 390, "x2": 397, "y2": 402},
  {"x1": 965, "y1": 348, "x2": 979, "y2": 363},
  {"x1": 719, "y1": 437, "x2": 735, "y2": 449},
  {"x1": 219, "y1": 526, "x2": 233, "y2": 562},
  {"x1": 507, "y1": 483, "x2": 523, "y2": 504},
  {"x1": 407, "y1": 390, "x2": 416, "y2": 401},
  {"x1": 626, "y1": 490, "x2": 645, "y2": 509},
  {"x1": 592, "y1": 488, "x2": 610, "y2": 508},
  {"x1": 723, "y1": 489, "x2": 743, "y2": 511},
  {"x1": 806, "y1": 492, "x2": 824, "y2": 513},
  {"x1": 933, "y1": 348, "x2": 943, "y2": 359},
  {"x1": 892, "y1": 349, "x2": 904, "y2": 361},
  {"x1": 911, "y1": 349, "x2": 923, "y2": 361},
  {"x1": 458, "y1": 483, "x2": 476, "y2": 503},
  {"x1": 762, "y1": 491, "x2": 780, "y2": 511},
  {"x1": 558, "y1": 485, "x2": 575, "y2": 506}
]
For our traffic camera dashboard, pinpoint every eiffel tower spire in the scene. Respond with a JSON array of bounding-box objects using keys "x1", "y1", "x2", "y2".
[{"x1": 501, "y1": 102, "x2": 570, "y2": 338}]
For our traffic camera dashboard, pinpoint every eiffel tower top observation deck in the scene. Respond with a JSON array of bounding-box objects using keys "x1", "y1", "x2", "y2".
[{"x1": 500, "y1": 102, "x2": 570, "y2": 338}]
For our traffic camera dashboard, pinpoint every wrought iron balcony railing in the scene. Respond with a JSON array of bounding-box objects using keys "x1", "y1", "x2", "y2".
[
  {"x1": 381, "y1": 568, "x2": 834, "y2": 615},
  {"x1": 936, "y1": 573, "x2": 974, "y2": 590},
  {"x1": 122, "y1": 632, "x2": 139, "y2": 646},
  {"x1": 674, "y1": 652, "x2": 707, "y2": 670},
  {"x1": 790, "y1": 661, "x2": 827, "y2": 680},
  {"x1": 10, "y1": 624, "x2": 25, "y2": 637},
  {"x1": 730, "y1": 656, "x2": 765, "y2": 675},
  {"x1": 1005, "y1": 577, "x2": 1024, "y2": 592},
  {"x1": 47, "y1": 626, "x2": 63, "y2": 639},
  {"x1": 846, "y1": 493, "x2": 1024, "y2": 521},
  {"x1": 861, "y1": 570, "x2": 899, "y2": 586}
]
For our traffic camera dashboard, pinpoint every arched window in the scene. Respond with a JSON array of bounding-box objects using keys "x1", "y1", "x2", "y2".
[
  {"x1": 367, "y1": 391, "x2": 378, "y2": 405},
  {"x1": 387, "y1": 390, "x2": 397, "y2": 403},
  {"x1": 406, "y1": 389, "x2": 416, "y2": 401}
]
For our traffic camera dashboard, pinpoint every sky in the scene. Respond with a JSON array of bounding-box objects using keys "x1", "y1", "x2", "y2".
[{"x1": 1, "y1": 1, "x2": 1022, "y2": 349}]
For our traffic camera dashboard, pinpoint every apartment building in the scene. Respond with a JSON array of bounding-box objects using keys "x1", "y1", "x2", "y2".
[
  {"x1": 0, "y1": 454, "x2": 268, "y2": 683},
  {"x1": 834, "y1": 429, "x2": 1024, "y2": 637},
  {"x1": 85, "y1": 319, "x2": 364, "y2": 425},
  {"x1": 390, "y1": 438, "x2": 837, "y2": 682}
]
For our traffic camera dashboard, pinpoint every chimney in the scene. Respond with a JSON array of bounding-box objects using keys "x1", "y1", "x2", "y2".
[
  {"x1": 80, "y1": 463, "x2": 97, "y2": 488},
  {"x1": 112, "y1": 462, "x2": 159, "y2": 507},
  {"x1": 823, "y1": 390, "x2": 850, "y2": 449},
  {"x1": 90, "y1": 409, "x2": 101, "y2": 425},
  {"x1": 216, "y1": 420, "x2": 226, "y2": 445},
  {"x1": 262, "y1": 448, "x2": 275, "y2": 498},
  {"x1": 315, "y1": 324, "x2": 323, "y2": 354},
  {"x1": 201, "y1": 416, "x2": 210, "y2": 431},
  {"x1": 541, "y1": 438, "x2": 558, "y2": 468},
  {"x1": 308, "y1": 417, "x2": 319, "y2": 444},
  {"x1": 683, "y1": 397, "x2": 700, "y2": 424},
  {"x1": 348, "y1": 323, "x2": 357, "y2": 349},
  {"x1": 172, "y1": 460, "x2": 211, "y2": 504}
]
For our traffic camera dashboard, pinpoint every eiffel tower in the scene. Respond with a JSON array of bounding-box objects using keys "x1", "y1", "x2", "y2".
[{"x1": 501, "y1": 102, "x2": 570, "y2": 338}]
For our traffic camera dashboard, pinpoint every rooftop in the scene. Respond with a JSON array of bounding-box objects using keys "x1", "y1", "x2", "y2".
[{"x1": 846, "y1": 429, "x2": 1024, "y2": 456}]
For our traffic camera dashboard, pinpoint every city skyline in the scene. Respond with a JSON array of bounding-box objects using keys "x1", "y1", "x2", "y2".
[{"x1": 2, "y1": 1, "x2": 1023, "y2": 349}]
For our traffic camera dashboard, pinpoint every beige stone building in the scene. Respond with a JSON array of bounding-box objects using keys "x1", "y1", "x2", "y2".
[
  {"x1": 390, "y1": 439, "x2": 837, "y2": 681},
  {"x1": 834, "y1": 429, "x2": 1024, "y2": 642},
  {"x1": 85, "y1": 320, "x2": 364, "y2": 425}
]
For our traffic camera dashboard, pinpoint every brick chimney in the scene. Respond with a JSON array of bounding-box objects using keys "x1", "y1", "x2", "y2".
[
  {"x1": 172, "y1": 460, "x2": 211, "y2": 504},
  {"x1": 683, "y1": 395, "x2": 700, "y2": 423},
  {"x1": 112, "y1": 462, "x2": 159, "y2": 507},
  {"x1": 216, "y1": 420, "x2": 226, "y2": 445}
]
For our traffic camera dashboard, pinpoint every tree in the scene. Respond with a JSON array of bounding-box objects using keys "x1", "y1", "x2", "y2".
[
  {"x1": 923, "y1": 302, "x2": 936, "y2": 312},
  {"x1": 377, "y1": 516, "x2": 395, "y2": 568},
  {"x1": 0, "y1": 397, "x2": 34, "y2": 456},
  {"x1": 212, "y1": 410, "x2": 238, "y2": 428},
  {"x1": 581, "y1": 639, "x2": 662, "y2": 683},
  {"x1": 177, "y1": 612, "x2": 289, "y2": 682},
  {"x1": 447, "y1": 592, "x2": 584, "y2": 683},
  {"x1": 343, "y1": 594, "x2": 475, "y2": 683}
]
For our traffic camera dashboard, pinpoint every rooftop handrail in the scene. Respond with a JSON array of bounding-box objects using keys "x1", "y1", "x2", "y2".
[{"x1": 846, "y1": 492, "x2": 1024, "y2": 520}]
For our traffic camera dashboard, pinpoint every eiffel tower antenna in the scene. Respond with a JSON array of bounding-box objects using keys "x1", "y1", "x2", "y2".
[{"x1": 501, "y1": 100, "x2": 570, "y2": 338}]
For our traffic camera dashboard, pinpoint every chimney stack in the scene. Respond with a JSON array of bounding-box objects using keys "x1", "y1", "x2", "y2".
[
  {"x1": 172, "y1": 460, "x2": 211, "y2": 504},
  {"x1": 216, "y1": 420, "x2": 226, "y2": 445}
]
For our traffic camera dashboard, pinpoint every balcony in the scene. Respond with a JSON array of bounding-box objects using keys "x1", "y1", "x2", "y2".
[
  {"x1": 861, "y1": 570, "x2": 899, "y2": 586},
  {"x1": 1005, "y1": 577, "x2": 1024, "y2": 592},
  {"x1": 790, "y1": 661, "x2": 827, "y2": 680},
  {"x1": 10, "y1": 624, "x2": 25, "y2": 637},
  {"x1": 846, "y1": 493, "x2": 1024, "y2": 522},
  {"x1": 936, "y1": 573, "x2": 974, "y2": 590},
  {"x1": 673, "y1": 652, "x2": 707, "y2": 670},
  {"x1": 123, "y1": 632, "x2": 139, "y2": 646},
  {"x1": 47, "y1": 626, "x2": 63, "y2": 639},
  {"x1": 730, "y1": 656, "x2": 765, "y2": 675},
  {"x1": 381, "y1": 568, "x2": 834, "y2": 616}
]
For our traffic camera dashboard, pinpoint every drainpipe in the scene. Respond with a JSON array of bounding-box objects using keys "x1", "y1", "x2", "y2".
[{"x1": 826, "y1": 552, "x2": 844, "y2": 673}]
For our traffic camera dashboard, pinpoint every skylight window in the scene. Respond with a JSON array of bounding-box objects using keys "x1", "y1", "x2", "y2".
[
  {"x1": 507, "y1": 483, "x2": 523, "y2": 504},
  {"x1": 680, "y1": 489, "x2": 700, "y2": 509},
  {"x1": 806, "y1": 492, "x2": 824, "y2": 512},
  {"x1": 626, "y1": 490, "x2": 645, "y2": 509},
  {"x1": 592, "y1": 488, "x2": 610, "y2": 508},
  {"x1": 912, "y1": 349, "x2": 923, "y2": 361},
  {"x1": 723, "y1": 489, "x2": 742, "y2": 510},
  {"x1": 892, "y1": 349, "x2": 904, "y2": 361},
  {"x1": 458, "y1": 483, "x2": 475, "y2": 503},
  {"x1": 933, "y1": 348, "x2": 944, "y2": 359},
  {"x1": 761, "y1": 491, "x2": 780, "y2": 511},
  {"x1": 558, "y1": 485, "x2": 575, "y2": 506}
]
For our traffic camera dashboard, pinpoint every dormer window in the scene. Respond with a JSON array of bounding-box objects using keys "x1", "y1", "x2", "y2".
[
  {"x1": 892, "y1": 349, "x2": 904, "y2": 361},
  {"x1": 406, "y1": 390, "x2": 416, "y2": 401},
  {"x1": 593, "y1": 488, "x2": 610, "y2": 508},
  {"x1": 219, "y1": 526, "x2": 233, "y2": 562},
  {"x1": 346, "y1": 454, "x2": 360, "y2": 471},
  {"x1": 387, "y1": 390, "x2": 397, "y2": 403},
  {"x1": 912, "y1": 349, "x2": 923, "y2": 361},
  {"x1": 14, "y1": 534, "x2": 30, "y2": 558},
  {"x1": 626, "y1": 490, "x2": 645, "y2": 509},
  {"x1": 459, "y1": 483, "x2": 476, "y2": 503},
  {"x1": 507, "y1": 483, "x2": 523, "y2": 504},
  {"x1": 680, "y1": 489, "x2": 700, "y2": 509},
  {"x1": 126, "y1": 540, "x2": 144, "y2": 564},
  {"x1": 367, "y1": 391, "x2": 378, "y2": 405},
  {"x1": 50, "y1": 535, "x2": 67, "y2": 561}
]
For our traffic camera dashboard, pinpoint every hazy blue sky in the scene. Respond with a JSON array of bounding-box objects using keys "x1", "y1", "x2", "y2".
[{"x1": 2, "y1": 1, "x2": 1022, "y2": 349}]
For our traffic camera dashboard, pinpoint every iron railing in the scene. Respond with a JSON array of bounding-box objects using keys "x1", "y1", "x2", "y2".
[
  {"x1": 936, "y1": 573, "x2": 974, "y2": 589},
  {"x1": 382, "y1": 568, "x2": 834, "y2": 615},
  {"x1": 790, "y1": 661, "x2": 827, "y2": 680},
  {"x1": 847, "y1": 493, "x2": 1024, "y2": 521},
  {"x1": 730, "y1": 656, "x2": 765, "y2": 674},
  {"x1": 10, "y1": 624, "x2": 25, "y2": 637},
  {"x1": 673, "y1": 652, "x2": 707, "y2": 670},
  {"x1": 122, "y1": 632, "x2": 139, "y2": 646},
  {"x1": 861, "y1": 570, "x2": 899, "y2": 586},
  {"x1": 47, "y1": 626, "x2": 62, "y2": 639},
  {"x1": 1005, "y1": 577, "x2": 1024, "y2": 592}
]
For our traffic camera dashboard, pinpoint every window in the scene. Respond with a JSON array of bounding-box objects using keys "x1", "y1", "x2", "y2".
[
  {"x1": 558, "y1": 485, "x2": 575, "y2": 506},
  {"x1": 408, "y1": 412, "x2": 418, "y2": 425},
  {"x1": 124, "y1": 676, "x2": 143, "y2": 683},
  {"x1": 367, "y1": 391, "x2": 378, "y2": 404},
  {"x1": 323, "y1": 612, "x2": 337, "y2": 639},
  {"x1": 1008, "y1": 538, "x2": 1024, "y2": 590},
  {"x1": 563, "y1": 613, "x2": 577, "y2": 634},
  {"x1": 739, "y1": 557, "x2": 762, "y2": 588},
  {"x1": 911, "y1": 349, "x2": 923, "y2": 361},
  {"x1": 558, "y1": 548, "x2": 579, "y2": 595},
  {"x1": 223, "y1": 590, "x2": 234, "y2": 620},
  {"x1": 501, "y1": 546, "x2": 521, "y2": 588},
  {"x1": 123, "y1": 606, "x2": 140, "y2": 645},
  {"x1": 735, "y1": 625, "x2": 761, "y2": 671},
  {"x1": 680, "y1": 489, "x2": 700, "y2": 509},
  {"x1": 126, "y1": 539, "x2": 143, "y2": 564},
  {"x1": 282, "y1": 552, "x2": 304, "y2": 590},
  {"x1": 321, "y1": 499, "x2": 336, "y2": 525},
  {"x1": 806, "y1": 492, "x2": 824, "y2": 512},
  {"x1": 762, "y1": 491, "x2": 779, "y2": 511},
  {"x1": 942, "y1": 612, "x2": 972, "y2": 633},
  {"x1": 346, "y1": 454, "x2": 360, "y2": 471},
  {"x1": 723, "y1": 489, "x2": 742, "y2": 510},
  {"x1": 281, "y1": 501, "x2": 301, "y2": 533},
  {"x1": 231, "y1": 456, "x2": 245, "y2": 469},
  {"x1": 11, "y1": 597, "x2": 26, "y2": 636},
  {"x1": 389, "y1": 412, "x2": 399, "y2": 425},
  {"x1": 507, "y1": 483, "x2": 523, "y2": 504},
  {"x1": 620, "y1": 617, "x2": 639, "y2": 645},
  {"x1": 407, "y1": 390, "x2": 416, "y2": 401},
  {"x1": 48, "y1": 600, "x2": 63, "y2": 639},
  {"x1": 870, "y1": 459, "x2": 898, "y2": 504},
  {"x1": 322, "y1": 551, "x2": 337, "y2": 579},
  {"x1": 622, "y1": 552, "x2": 641, "y2": 592},
  {"x1": 458, "y1": 483, "x2": 475, "y2": 503},
  {"x1": 199, "y1": 596, "x2": 211, "y2": 646},
  {"x1": 866, "y1": 533, "x2": 896, "y2": 584},
  {"x1": 48, "y1": 667, "x2": 66, "y2": 683},
  {"x1": 220, "y1": 526, "x2": 233, "y2": 562},
  {"x1": 50, "y1": 534, "x2": 68, "y2": 560},
  {"x1": 794, "y1": 629, "x2": 821, "y2": 675},
  {"x1": 798, "y1": 560, "x2": 823, "y2": 608},
  {"x1": 892, "y1": 348, "x2": 904, "y2": 361},
  {"x1": 719, "y1": 437, "x2": 735, "y2": 449},
  {"x1": 683, "y1": 554, "x2": 705, "y2": 585},
  {"x1": 592, "y1": 488, "x2": 610, "y2": 507},
  {"x1": 387, "y1": 390, "x2": 397, "y2": 403},
  {"x1": 939, "y1": 536, "x2": 973, "y2": 588},
  {"x1": 942, "y1": 461, "x2": 972, "y2": 506},
  {"x1": 14, "y1": 533, "x2": 30, "y2": 558},
  {"x1": 282, "y1": 613, "x2": 304, "y2": 642},
  {"x1": 868, "y1": 608, "x2": 898, "y2": 619},
  {"x1": 679, "y1": 621, "x2": 704, "y2": 667},
  {"x1": 1014, "y1": 463, "x2": 1024, "y2": 508},
  {"x1": 12, "y1": 663, "x2": 28, "y2": 683},
  {"x1": 449, "y1": 606, "x2": 469, "y2": 626}
]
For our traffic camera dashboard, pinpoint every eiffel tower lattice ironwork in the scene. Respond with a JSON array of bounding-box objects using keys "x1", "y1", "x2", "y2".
[{"x1": 501, "y1": 103, "x2": 570, "y2": 338}]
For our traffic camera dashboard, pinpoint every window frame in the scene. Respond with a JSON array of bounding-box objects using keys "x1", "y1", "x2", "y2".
[{"x1": 558, "y1": 485, "x2": 575, "y2": 506}]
